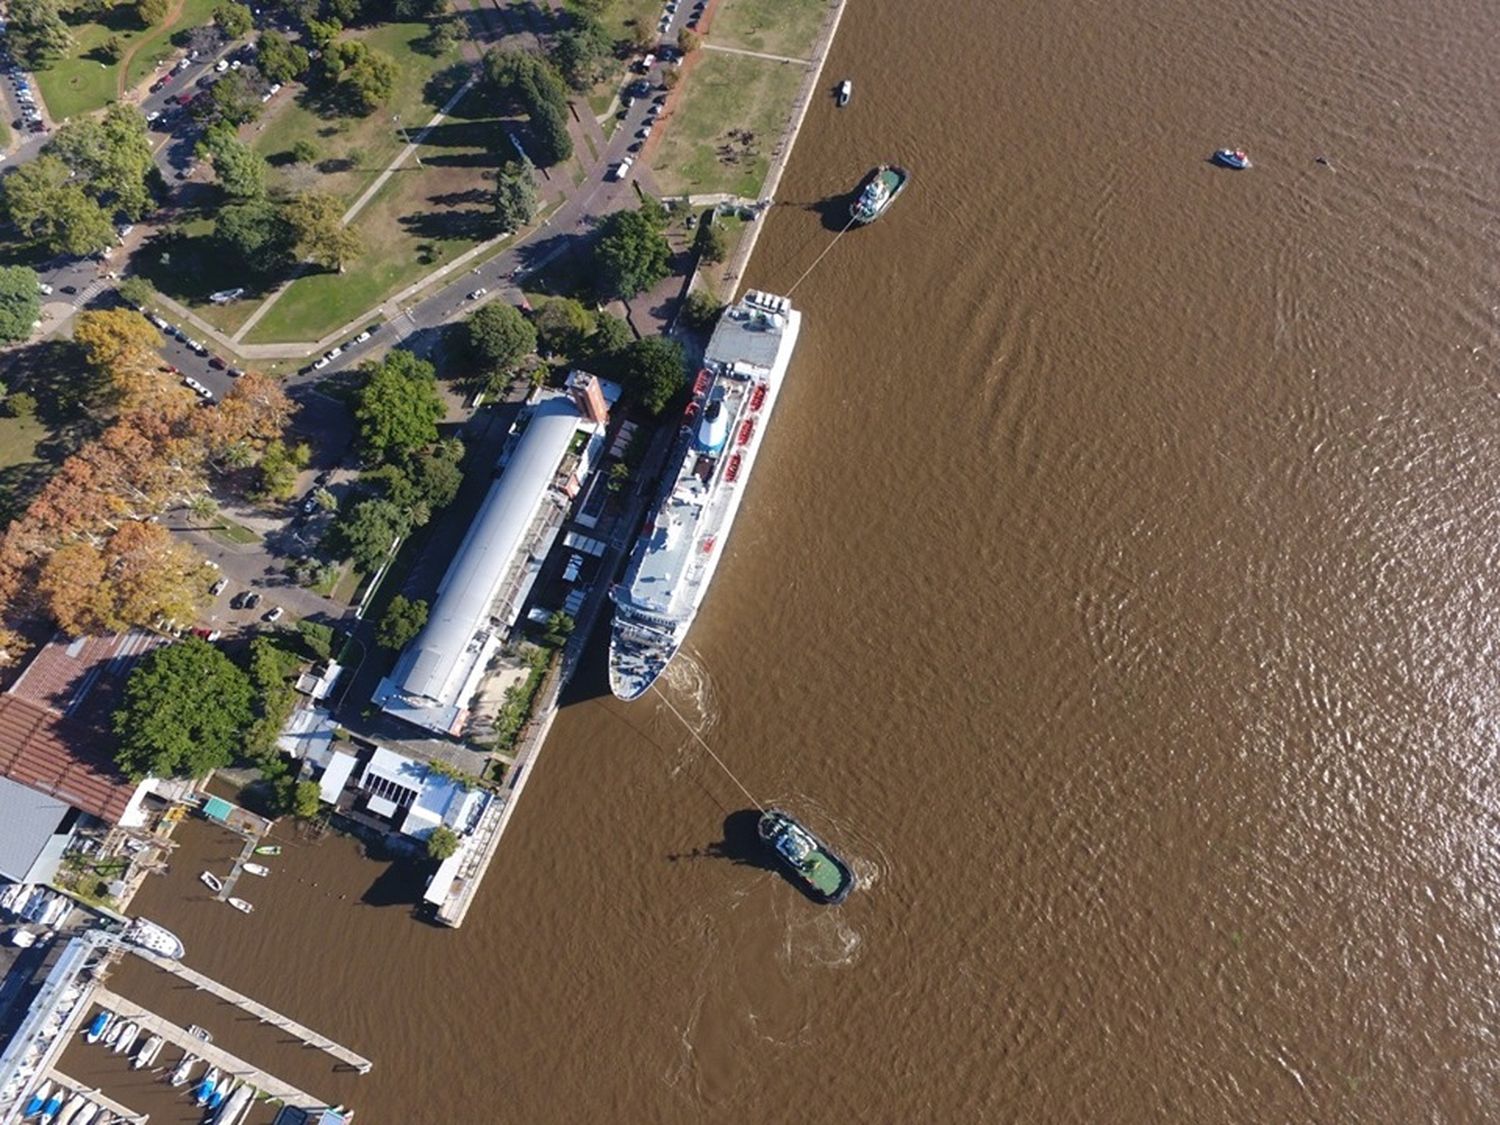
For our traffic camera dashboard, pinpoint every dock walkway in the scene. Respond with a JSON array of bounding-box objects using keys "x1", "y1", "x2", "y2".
[
  {"x1": 91, "y1": 985, "x2": 322, "y2": 1107},
  {"x1": 126, "y1": 949, "x2": 372, "y2": 1073},
  {"x1": 49, "y1": 1068, "x2": 147, "y2": 1123}
]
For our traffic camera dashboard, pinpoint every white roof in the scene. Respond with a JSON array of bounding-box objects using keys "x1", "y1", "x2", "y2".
[
  {"x1": 318, "y1": 750, "x2": 359, "y2": 804},
  {"x1": 381, "y1": 396, "x2": 587, "y2": 713},
  {"x1": 361, "y1": 746, "x2": 426, "y2": 795}
]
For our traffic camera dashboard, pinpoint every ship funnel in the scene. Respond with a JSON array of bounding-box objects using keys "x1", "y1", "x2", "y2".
[{"x1": 697, "y1": 397, "x2": 728, "y2": 452}]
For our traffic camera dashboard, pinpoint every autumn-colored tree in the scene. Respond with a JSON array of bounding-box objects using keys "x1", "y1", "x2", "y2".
[
  {"x1": 73, "y1": 309, "x2": 183, "y2": 410},
  {"x1": 193, "y1": 369, "x2": 294, "y2": 461},
  {"x1": 37, "y1": 541, "x2": 109, "y2": 634},
  {"x1": 105, "y1": 521, "x2": 210, "y2": 628}
]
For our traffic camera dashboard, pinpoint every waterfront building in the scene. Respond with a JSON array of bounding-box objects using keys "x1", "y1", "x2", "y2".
[{"x1": 371, "y1": 376, "x2": 618, "y2": 738}]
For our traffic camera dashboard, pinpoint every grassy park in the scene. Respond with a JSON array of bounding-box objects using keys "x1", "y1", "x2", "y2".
[
  {"x1": 709, "y1": 0, "x2": 831, "y2": 59},
  {"x1": 34, "y1": 0, "x2": 217, "y2": 120},
  {"x1": 649, "y1": 51, "x2": 803, "y2": 197}
]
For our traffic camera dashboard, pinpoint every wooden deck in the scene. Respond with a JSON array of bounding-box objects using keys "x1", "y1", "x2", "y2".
[{"x1": 126, "y1": 948, "x2": 373, "y2": 1073}]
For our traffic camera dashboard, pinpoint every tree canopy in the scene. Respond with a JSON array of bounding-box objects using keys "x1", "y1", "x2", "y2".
[
  {"x1": 531, "y1": 296, "x2": 592, "y2": 358},
  {"x1": 113, "y1": 638, "x2": 255, "y2": 780},
  {"x1": 466, "y1": 302, "x2": 536, "y2": 376},
  {"x1": 426, "y1": 825, "x2": 460, "y2": 860},
  {"x1": 493, "y1": 163, "x2": 539, "y2": 233},
  {"x1": 50, "y1": 104, "x2": 158, "y2": 220},
  {"x1": 353, "y1": 350, "x2": 445, "y2": 463},
  {"x1": 618, "y1": 336, "x2": 686, "y2": 414},
  {"x1": 484, "y1": 49, "x2": 574, "y2": 166},
  {"x1": 0, "y1": 267, "x2": 40, "y2": 345},
  {"x1": 217, "y1": 198, "x2": 297, "y2": 277},
  {"x1": 551, "y1": 14, "x2": 613, "y2": 90},
  {"x1": 595, "y1": 207, "x2": 672, "y2": 299},
  {"x1": 199, "y1": 69, "x2": 264, "y2": 126},
  {"x1": 8, "y1": 0, "x2": 71, "y2": 67},
  {"x1": 287, "y1": 192, "x2": 362, "y2": 272},
  {"x1": 200, "y1": 124, "x2": 267, "y2": 199},
  {"x1": 258, "y1": 30, "x2": 310, "y2": 84},
  {"x1": 212, "y1": 0, "x2": 252, "y2": 37},
  {"x1": 330, "y1": 497, "x2": 411, "y2": 571},
  {"x1": 377, "y1": 594, "x2": 428, "y2": 650},
  {"x1": 1, "y1": 155, "x2": 115, "y2": 257},
  {"x1": 324, "y1": 40, "x2": 398, "y2": 115}
]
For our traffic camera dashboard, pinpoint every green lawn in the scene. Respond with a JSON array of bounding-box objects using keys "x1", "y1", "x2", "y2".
[
  {"x1": 244, "y1": 115, "x2": 508, "y2": 343},
  {"x1": 709, "y1": 0, "x2": 831, "y2": 59},
  {"x1": 649, "y1": 52, "x2": 803, "y2": 198},
  {"x1": 0, "y1": 414, "x2": 51, "y2": 472},
  {"x1": 34, "y1": 0, "x2": 218, "y2": 122},
  {"x1": 210, "y1": 517, "x2": 261, "y2": 546},
  {"x1": 0, "y1": 118, "x2": 11, "y2": 151},
  {"x1": 130, "y1": 215, "x2": 261, "y2": 336},
  {"x1": 253, "y1": 22, "x2": 464, "y2": 208},
  {"x1": 587, "y1": 0, "x2": 662, "y2": 52}
]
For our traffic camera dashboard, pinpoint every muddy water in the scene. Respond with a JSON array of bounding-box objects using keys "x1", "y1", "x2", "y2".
[{"x1": 98, "y1": 0, "x2": 1500, "y2": 1118}]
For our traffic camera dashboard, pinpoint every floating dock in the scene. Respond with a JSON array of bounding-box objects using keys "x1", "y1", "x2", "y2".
[
  {"x1": 91, "y1": 985, "x2": 322, "y2": 1107},
  {"x1": 126, "y1": 948, "x2": 372, "y2": 1073}
]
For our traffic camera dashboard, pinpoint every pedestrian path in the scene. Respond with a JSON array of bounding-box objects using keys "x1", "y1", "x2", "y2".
[{"x1": 702, "y1": 42, "x2": 814, "y2": 65}]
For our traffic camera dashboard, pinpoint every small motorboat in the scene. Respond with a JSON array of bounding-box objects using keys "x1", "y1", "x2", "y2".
[
  {"x1": 199, "y1": 872, "x2": 223, "y2": 894},
  {"x1": 52, "y1": 1093, "x2": 87, "y2": 1125},
  {"x1": 227, "y1": 897, "x2": 253, "y2": 914},
  {"x1": 101, "y1": 1017, "x2": 125, "y2": 1049},
  {"x1": 242, "y1": 863, "x2": 269, "y2": 877},
  {"x1": 1213, "y1": 147, "x2": 1251, "y2": 169},
  {"x1": 133, "y1": 1034, "x2": 164, "y2": 1069},
  {"x1": 168, "y1": 1052, "x2": 198, "y2": 1087},
  {"x1": 213, "y1": 1085, "x2": 253, "y2": 1124},
  {"x1": 0, "y1": 882, "x2": 27, "y2": 914},
  {"x1": 23, "y1": 1080, "x2": 53, "y2": 1117},
  {"x1": 71, "y1": 1104, "x2": 99, "y2": 1125},
  {"x1": 208, "y1": 1077, "x2": 236, "y2": 1111},
  {"x1": 193, "y1": 1066, "x2": 221, "y2": 1107},
  {"x1": 112, "y1": 1021, "x2": 140, "y2": 1055},
  {"x1": 38, "y1": 1087, "x2": 64, "y2": 1124},
  {"x1": 253, "y1": 845, "x2": 281, "y2": 856},
  {"x1": 836, "y1": 78, "x2": 852, "y2": 107},
  {"x1": 8, "y1": 928, "x2": 37, "y2": 948}
]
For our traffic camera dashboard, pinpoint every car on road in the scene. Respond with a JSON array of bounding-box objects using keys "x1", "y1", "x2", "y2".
[
  {"x1": 233, "y1": 590, "x2": 262, "y2": 610},
  {"x1": 227, "y1": 367, "x2": 244, "y2": 378},
  {"x1": 191, "y1": 627, "x2": 223, "y2": 641},
  {"x1": 628, "y1": 140, "x2": 642, "y2": 153},
  {"x1": 208, "y1": 355, "x2": 225, "y2": 369},
  {"x1": 189, "y1": 339, "x2": 208, "y2": 355},
  {"x1": 182, "y1": 377, "x2": 214, "y2": 401},
  {"x1": 637, "y1": 124, "x2": 653, "y2": 139},
  {"x1": 609, "y1": 156, "x2": 634, "y2": 180},
  {"x1": 263, "y1": 606, "x2": 283, "y2": 623},
  {"x1": 210, "y1": 577, "x2": 229, "y2": 596},
  {"x1": 150, "y1": 315, "x2": 169, "y2": 329},
  {"x1": 468, "y1": 287, "x2": 487, "y2": 300},
  {"x1": 352, "y1": 329, "x2": 371, "y2": 344},
  {"x1": 215, "y1": 58, "x2": 229, "y2": 72},
  {"x1": 313, "y1": 356, "x2": 331, "y2": 370},
  {"x1": 60, "y1": 285, "x2": 76, "y2": 295},
  {"x1": 145, "y1": 109, "x2": 161, "y2": 123},
  {"x1": 647, "y1": 103, "x2": 663, "y2": 119}
]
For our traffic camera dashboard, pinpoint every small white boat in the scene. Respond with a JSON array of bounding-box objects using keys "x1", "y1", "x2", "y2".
[
  {"x1": 121, "y1": 917, "x2": 186, "y2": 960},
  {"x1": 9, "y1": 927, "x2": 37, "y2": 948},
  {"x1": 133, "y1": 1033, "x2": 164, "y2": 1069},
  {"x1": 0, "y1": 882, "x2": 26, "y2": 913},
  {"x1": 242, "y1": 863, "x2": 269, "y2": 877},
  {"x1": 71, "y1": 1104, "x2": 98, "y2": 1125},
  {"x1": 194, "y1": 1066, "x2": 221, "y2": 1107},
  {"x1": 112, "y1": 1021, "x2": 140, "y2": 1055},
  {"x1": 83, "y1": 1012, "x2": 111, "y2": 1045},
  {"x1": 212, "y1": 1085, "x2": 253, "y2": 1124},
  {"x1": 168, "y1": 1052, "x2": 198, "y2": 1087},
  {"x1": 101, "y1": 1018, "x2": 125, "y2": 1049},
  {"x1": 226, "y1": 897, "x2": 253, "y2": 914},
  {"x1": 199, "y1": 872, "x2": 224, "y2": 894},
  {"x1": 208, "y1": 1077, "x2": 237, "y2": 1111},
  {"x1": 1213, "y1": 147, "x2": 1251, "y2": 169},
  {"x1": 52, "y1": 1093, "x2": 88, "y2": 1125},
  {"x1": 40, "y1": 894, "x2": 70, "y2": 927},
  {"x1": 836, "y1": 78, "x2": 852, "y2": 107},
  {"x1": 22, "y1": 1079, "x2": 52, "y2": 1117}
]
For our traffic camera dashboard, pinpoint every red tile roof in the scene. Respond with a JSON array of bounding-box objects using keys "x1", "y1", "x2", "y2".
[{"x1": 0, "y1": 693, "x2": 138, "y2": 824}]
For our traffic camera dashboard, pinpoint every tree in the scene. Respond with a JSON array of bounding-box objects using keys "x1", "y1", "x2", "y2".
[
  {"x1": 551, "y1": 15, "x2": 612, "y2": 90},
  {"x1": 116, "y1": 275, "x2": 154, "y2": 309},
  {"x1": 8, "y1": 0, "x2": 71, "y2": 68},
  {"x1": 493, "y1": 163, "x2": 538, "y2": 232},
  {"x1": 113, "y1": 638, "x2": 254, "y2": 780},
  {"x1": 527, "y1": 99, "x2": 573, "y2": 167},
  {"x1": 619, "y1": 336, "x2": 686, "y2": 414},
  {"x1": 595, "y1": 207, "x2": 671, "y2": 298},
  {"x1": 324, "y1": 41, "x2": 397, "y2": 115},
  {"x1": 353, "y1": 350, "x2": 444, "y2": 463},
  {"x1": 212, "y1": 1, "x2": 252, "y2": 37},
  {"x1": 257, "y1": 30, "x2": 310, "y2": 84},
  {"x1": 330, "y1": 498, "x2": 410, "y2": 570},
  {"x1": 50, "y1": 104, "x2": 158, "y2": 220},
  {"x1": 136, "y1": 0, "x2": 169, "y2": 25},
  {"x1": 73, "y1": 308, "x2": 165, "y2": 407},
  {"x1": 693, "y1": 218, "x2": 727, "y2": 264},
  {"x1": 0, "y1": 266, "x2": 40, "y2": 345},
  {"x1": 531, "y1": 296, "x2": 592, "y2": 358},
  {"x1": 543, "y1": 610, "x2": 573, "y2": 647},
  {"x1": 286, "y1": 192, "x2": 362, "y2": 272},
  {"x1": 199, "y1": 69, "x2": 263, "y2": 125},
  {"x1": 677, "y1": 27, "x2": 701, "y2": 53},
  {"x1": 200, "y1": 124, "x2": 267, "y2": 199},
  {"x1": 254, "y1": 438, "x2": 309, "y2": 501},
  {"x1": 217, "y1": 198, "x2": 297, "y2": 277},
  {"x1": 466, "y1": 302, "x2": 536, "y2": 375},
  {"x1": 377, "y1": 594, "x2": 428, "y2": 650},
  {"x1": 290, "y1": 138, "x2": 318, "y2": 165},
  {"x1": 101, "y1": 34, "x2": 125, "y2": 62},
  {"x1": 591, "y1": 311, "x2": 633, "y2": 354},
  {"x1": 6, "y1": 392, "x2": 37, "y2": 419},
  {"x1": 419, "y1": 13, "x2": 461, "y2": 55},
  {"x1": 292, "y1": 780, "x2": 321, "y2": 818},
  {"x1": 1, "y1": 155, "x2": 115, "y2": 256},
  {"x1": 426, "y1": 825, "x2": 459, "y2": 860},
  {"x1": 680, "y1": 288, "x2": 723, "y2": 331},
  {"x1": 484, "y1": 49, "x2": 573, "y2": 166}
]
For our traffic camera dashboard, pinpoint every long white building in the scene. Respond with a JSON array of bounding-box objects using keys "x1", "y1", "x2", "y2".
[{"x1": 372, "y1": 376, "x2": 616, "y2": 737}]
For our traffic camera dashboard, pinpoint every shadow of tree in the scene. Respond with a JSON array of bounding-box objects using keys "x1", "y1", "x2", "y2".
[
  {"x1": 398, "y1": 209, "x2": 499, "y2": 243},
  {"x1": 5, "y1": 339, "x2": 105, "y2": 429},
  {"x1": 426, "y1": 187, "x2": 492, "y2": 207}
]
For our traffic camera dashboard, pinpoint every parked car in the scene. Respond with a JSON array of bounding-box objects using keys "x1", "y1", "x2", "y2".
[
  {"x1": 191, "y1": 627, "x2": 223, "y2": 641},
  {"x1": 467, "y1": 287, "x2": 487, "y2": 300},
  {"x1": 210, "y1": 577, "x2": 229, "y2": 596},
  {"x1": 352, "y1": 329, "x2": 371, "y2": 344},
  {"x1": 263, "y1": 606, "x2": 283, "y2": 623},
  {"x1": 227, "y1": 367, "x2": 244, "y2": 378},
  {"x1": 208, "y1": 355, "x2": 225, "y2": 369}
]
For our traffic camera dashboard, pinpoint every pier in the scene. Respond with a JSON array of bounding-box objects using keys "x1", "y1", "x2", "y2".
[
  {"x1": 90, "y1": 985, "x2": 324, "y2": 1107},
  {"x1": 48, "y1": 1069, "x2": 147, "y2": 1123},
  {"x1": 126, "y1": 948, "x2": 373, "y2": 1073}
]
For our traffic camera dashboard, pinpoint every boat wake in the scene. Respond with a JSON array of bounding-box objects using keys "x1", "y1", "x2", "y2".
[{"x1": 658, "y1": 650, "x2": 721, "y2": 778}]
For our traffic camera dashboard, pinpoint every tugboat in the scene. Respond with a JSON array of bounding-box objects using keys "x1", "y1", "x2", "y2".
[
  {"x1": 850, "y1": 164, "x2": 909, "y2": 223},
  {"x1": 1213, "y1": 147, "x2": 1251, "y2": 169},
  {"x1": 758, "y1": 809, "x2": 855, "y2": 905}
]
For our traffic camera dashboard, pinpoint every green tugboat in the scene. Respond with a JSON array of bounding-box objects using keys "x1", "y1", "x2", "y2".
[
  {"x1": 759, "y1": 809, "x2": 855, "y2": 905},
  {"x1": 850, "y1": 164, "x2": 910, "y2": 224}
]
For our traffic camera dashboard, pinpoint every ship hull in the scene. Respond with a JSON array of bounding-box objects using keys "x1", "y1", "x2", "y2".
[
  {"x1": 850, "y1": 164, "x2": 910, "y2": 224},
  {"x1": 609, "y1": 292, "x2": 802, "y2": 700},
  {"x1": 758, "y1": 810, "x2": 855, "y2": 905}
]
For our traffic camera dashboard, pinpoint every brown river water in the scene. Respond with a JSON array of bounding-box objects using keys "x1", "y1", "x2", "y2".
[{"x1": 63, "y1": 0, "x2": 1500, "y2": 1119}]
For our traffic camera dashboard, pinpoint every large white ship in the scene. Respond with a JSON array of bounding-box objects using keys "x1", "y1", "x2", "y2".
[{"x1": 609, "y1": 290, "x2": 802, "y2": 700}]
